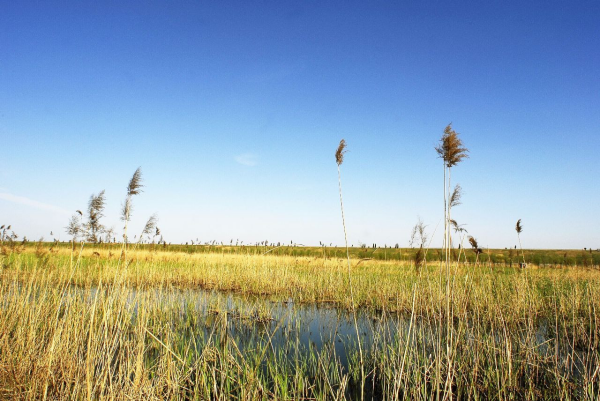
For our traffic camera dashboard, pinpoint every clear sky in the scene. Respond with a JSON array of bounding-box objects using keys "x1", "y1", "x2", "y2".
[{"x1": 1, "y1": 1, "x2": 598, "y2": 249}]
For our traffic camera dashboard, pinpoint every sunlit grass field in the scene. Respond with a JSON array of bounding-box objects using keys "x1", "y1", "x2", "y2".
[{"x1": 1, "y1": 244, "x2": 599, "y2": 399}]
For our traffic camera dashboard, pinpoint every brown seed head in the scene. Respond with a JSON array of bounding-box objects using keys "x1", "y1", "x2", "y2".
[
  {"x1": 516, "y1": 219, "x2": 523, "y2": 234},
  {"x1": 449, "y1": 184, "x2": 462, "y2": 208},
  {"x1": 88, "y1": 190, "x2": 106, "y2": 217},
  {"x1": 468, "y1": 236, "x2": 483, "y2": 254},
  {"x1": 435, "y1": 124, "x2": 469, "y2": 168},
  {"x1": 127, "y1": 167, "x2": 144, "y2": 196},
  {"x1": 142, "y1": 214, "x2": 158, "y2": 237},
  {"x1": 335, "y1": 139, "x2": 347, "y2": 166}
]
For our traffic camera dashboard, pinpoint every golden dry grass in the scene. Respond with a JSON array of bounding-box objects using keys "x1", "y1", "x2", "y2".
[{"x1": 1, "y1": 247, "x2": 599, "y2": 399}]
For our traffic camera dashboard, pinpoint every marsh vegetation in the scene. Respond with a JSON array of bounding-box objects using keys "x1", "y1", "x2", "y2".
[
  {"x1": 1, "y1": 246, "x2": 599, "y2": 400},
  {"x1": 1, "y1": 129, "x2": 598, "y2": 400}
]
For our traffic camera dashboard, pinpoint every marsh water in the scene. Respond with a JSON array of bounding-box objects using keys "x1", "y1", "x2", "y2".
[
  {"x1": 64, "y1": 285, "x2": 580, "y2": 373},
  {"x1": 6, "y1": 282, "x2": 592, "y2": 398},
  {"x1": 83, "y1": 285, "x2": 394, "y2": 370}
]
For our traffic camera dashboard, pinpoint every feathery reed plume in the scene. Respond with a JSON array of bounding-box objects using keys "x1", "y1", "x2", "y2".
[
  {"x1": 435, "y1": 124, "x2": 469, "y2": 168},
  {"x1": 86, "y1": 190, "x2": 106, "y2": 243},
  {"x1": 335, "y1": 139, "x2": 347, "y2": 166},
  {"x1": 0, "y1": 225, "x2": 9, "y2": 243},
  {"x1": 449, "y1": 184, "x2": 462, "y2": 208},
  {"x1": 335, "y1": 139, "x2": 364, "y2": 400},
  {"x1": 141, "y1": 214, "x2": 158, "y2": 239},
  {"x1": 450, "y1": 219, "x2": 459, "y2": 233},
  {"x1": 450, "y1": 219, "x2": 468, "y2": 237},
  {"x1": 468, "y1": 236, "x2": 482, "y2": 268},
  {"x1": 468, "y1": 236, "x2": 480, "y2": 253},
  {"x1": 89, "y1": 191, "x2": 106, "y2": 214},
  {"x1": 123, "y1": 170, "x2": 142, "y2": 219},
  {"x1": 66, "y1": 213, "x2": 82, "y2": 249},
  {"x1": 127, "y1": 167, "x2": 144, "y2": 196},
  {"x1": 121, "y1": 197, "x2": 132, "y2": 223},
  {"x1": 516, "y1": 219, "x2": 523, "y2": 234}
]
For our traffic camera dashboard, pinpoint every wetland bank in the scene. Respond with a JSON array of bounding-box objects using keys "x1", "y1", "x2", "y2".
[{"x1": 1, "y1": 246, "x2": 599, "y2": 400}]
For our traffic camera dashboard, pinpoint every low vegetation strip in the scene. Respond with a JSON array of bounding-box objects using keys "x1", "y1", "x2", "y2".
[
  {"x1": 4, "y1": 247, "x2": 600, "y2": 318},
  {"x1": 1, "y1": 247, "x2": 599, "y2": 399}
]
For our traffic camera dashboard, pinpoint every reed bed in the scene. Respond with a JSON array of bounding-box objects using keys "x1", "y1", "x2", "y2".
[
  {"x1": 8, "y1": 247, "x2": 600, "y2": 318},
  {"x1": 24, "y1": 241, "x2": 600, "y2": 266},
  {"x1": 1, "y1": 248, "x2": 599, "y2": 399}
]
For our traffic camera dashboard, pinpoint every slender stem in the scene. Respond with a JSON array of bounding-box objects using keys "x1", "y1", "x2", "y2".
[
  {"x1": 436, "y1": 161, "x2": 447, "y2": 401},
  {"x1": 337, "y1": 164, "x2": 364, "y2": 401},
  {"x1": 445, "y1": 165, "x2": 455, "y2": 401},
  {"x1": 518, "y1": 234, "x2": 525, "y2": 265},
  {"x1": 121, "y1": 195, "x2": 131, "y2": 267}
]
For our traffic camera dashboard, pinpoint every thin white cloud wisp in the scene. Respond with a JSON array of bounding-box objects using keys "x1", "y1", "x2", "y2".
[
  {"x1": 0, "y1": 192, "x2": 71, "y2": 216},
  {"x1": 235, "y1": 153, "x2": 258, "y2": 167}
]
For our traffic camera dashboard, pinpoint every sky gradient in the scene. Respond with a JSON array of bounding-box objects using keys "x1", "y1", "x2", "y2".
[{"x1": 1, "y1": 1, "x2": 599, "y2": 249}]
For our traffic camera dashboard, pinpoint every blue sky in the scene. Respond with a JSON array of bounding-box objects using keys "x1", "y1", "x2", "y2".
[{"x1": 1, "y1": 1, "x2": 598, "y2": 249}]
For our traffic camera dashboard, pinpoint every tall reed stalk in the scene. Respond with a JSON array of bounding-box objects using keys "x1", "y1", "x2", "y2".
[
  {"x1": 335, "y1": 139, "x2": 364, "y2": 400},
  {"x1": 435, "y1": 124, "x2": 468, "y2": 399},
  {"x1": 121, "y1": 167, "x2": 143, "y2": 264}
]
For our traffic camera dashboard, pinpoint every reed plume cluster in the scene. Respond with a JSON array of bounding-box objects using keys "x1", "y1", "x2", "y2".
[
  {"x1": 0, "y1": 225, "x2": 15, "y2": 244},
  {"x1": 62, "y1": 167, "x2": 160, "y2": 263},
  {"x1": 65, "y1": 191, "x2": 107, "y2": 246}
]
